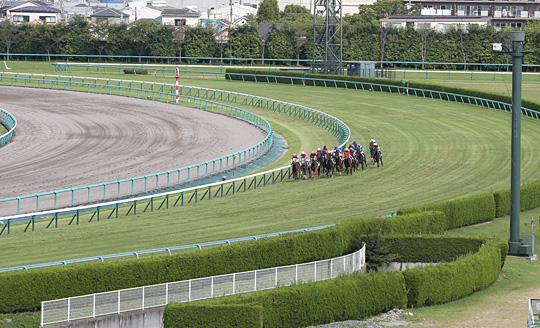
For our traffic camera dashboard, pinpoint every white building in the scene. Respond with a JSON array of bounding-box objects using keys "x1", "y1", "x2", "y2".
[{"x1": 379, "y1": 15, "x2": 492, "y2": 32}]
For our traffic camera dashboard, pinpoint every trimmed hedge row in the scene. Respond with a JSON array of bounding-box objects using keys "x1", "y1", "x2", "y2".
[
  {"x1": 163, "y1": 303, "x2": 263, "y2": 328},
  {"x1": 163, "y1": 236, "x2": 505, "y2": 327},
  {"x1": 382, "y1": 235, "x2": 486, "y2": 263},
  {"x1": 404, "y1": 239, "x2": 504, "y2": 308},
  {"x1": 397, "y1": 193, "x2": 496, "y2": 230},
  {"x1": 224, "y1": 68, "x2": 540, "y2": 113},
  {"x1": 0, "y1": 211, "x2": 440, "y2": 313},
  {"x1": 123, "y1": 69, "x2": 149, "y2": 75},
  {"x1": 169, "y1": 271, "x2": 408, "y2": 328},
  {"x1": 494, "y1": 181, "x2": 540, "y2": 217}
]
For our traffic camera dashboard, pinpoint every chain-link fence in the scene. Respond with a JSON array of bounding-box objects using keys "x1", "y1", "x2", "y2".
[{"x1": 41, "y1": 246, "x2": 365, "y2": 326}]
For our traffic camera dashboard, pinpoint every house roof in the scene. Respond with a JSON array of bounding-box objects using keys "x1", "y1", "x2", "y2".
[
  {"x1": 10, "y1": 5, "x2": 60, "y2": 13},
  {"x1": 161, "y1": 7, "x2": 200, "y2": 17},
  {"x1": 90, "y1": 7, "x2": 129, "y2": 18}
]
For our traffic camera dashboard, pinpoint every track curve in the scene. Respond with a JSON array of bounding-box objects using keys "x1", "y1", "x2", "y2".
[{"x1": 0, "y1": 86, "x2": 266, "y2": 199}]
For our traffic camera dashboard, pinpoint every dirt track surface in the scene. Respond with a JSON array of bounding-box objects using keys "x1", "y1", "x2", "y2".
[{"x1": 0, "y1": 86, "x2": 266, "y2": 213}]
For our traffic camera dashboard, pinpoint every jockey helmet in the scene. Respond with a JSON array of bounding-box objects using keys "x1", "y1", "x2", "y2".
[
  {"x1": 334, "y1": 145, "x2": 338, "y2": 149},
  {"x1": 345, "y1": 148, "x2": 349, "y2": 152},
  {"x1": 317, "y1": 148, "x2": 321, "y2": 151},
  {"x1": 292, "y1": 153, "x2": 297, "y2": 158},
  {"x1": 354, "y1": 140, "x2": 357, "y2": 143},
  {"x1": 311, "y1": 151, "x2": 316, "y2": 155},
  {"x1": 323, "y1": 145, "x2": 328, "y2": 150}
]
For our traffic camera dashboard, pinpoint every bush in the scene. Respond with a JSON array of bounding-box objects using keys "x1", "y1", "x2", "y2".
[
  {"x1": 187, "y1": 271, "x2": 407, "y2": 328},
  {"x1": 382, "y1": 235, "x2": 485, "y2": 263},
  {"x1": 397, "y1": 193, "x2": 496, "y2": 229},
  {"x1": 403, "y1": 239, "x2": 502, "y2": 308},
  {"x1": 123, "y1": 69, "x2": 148, "y2": 75},
  {"x1": 163, "y1": 303, "x2": 263, "y2": 328}
]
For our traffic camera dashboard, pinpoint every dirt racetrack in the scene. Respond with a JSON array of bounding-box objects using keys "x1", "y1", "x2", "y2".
[{"x1": 0, "y1": 86, "x2": 267, "y2": 215}]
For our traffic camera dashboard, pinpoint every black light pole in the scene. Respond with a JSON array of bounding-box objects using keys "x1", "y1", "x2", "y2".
[{"x1": 507, "y1": 31, "x2": 534, "y2": 257}]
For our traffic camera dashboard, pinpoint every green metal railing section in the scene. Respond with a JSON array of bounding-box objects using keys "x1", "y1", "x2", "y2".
[
  {"x1": 227, "y1": 72, "x2": 540, "y2": 120},
  {"x1": 0, "y1": 73, "x2": 350, "y2": 218},
  {"x1": 0, "y1": 75, "x2": 272, "y2": 216},
  {"x1": 0, "y1": 166, "x2": 296, "y2": 237},
  {"x1": 0, "y1": 108, "x2": 16, "y2": 147}
]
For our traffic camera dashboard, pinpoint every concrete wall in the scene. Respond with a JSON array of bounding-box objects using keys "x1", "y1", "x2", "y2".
[
  {"x1": 41, "y1": 307, "x2": 165, "y2": 328},
  {"x1": 383, "y1": 262, "x2": 438, "y2": 271}
]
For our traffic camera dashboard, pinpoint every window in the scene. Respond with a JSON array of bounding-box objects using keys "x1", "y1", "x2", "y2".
[
  {"x1": 13, "y1": 15, "x2": 29, "y2": 22},
  {"x1": 174, "y1": 19, "x2": 186, "y2": 26},
  {"x1": 39, "y1": 16, "x2": 56, "y2": 23}
]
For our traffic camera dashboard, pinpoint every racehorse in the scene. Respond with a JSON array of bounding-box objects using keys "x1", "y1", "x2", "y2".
[
  {"x1": 356, "y1": 151, "x2": 367, "y2": 171},
  {"x1": 291, "y1": 160, "x2": 301, "y2": 180},
  {"x1": 310, "y1": 153, "x2": 319, "y2": 179},
  {"x1": 300, "y1": 158, "x2": 310, "y2": 179},
  {"x1": 323, "y1": 153, "x2": 334, "y2": 177},
  {"x1": 333, "y1": 152, "x2": 343, "y2": 174},
  {"x1": 373, "y1": 149, "x2": 383, "y2": 168},
  {"x1": 343, "y1": 155, "x2": 354, "y2": 175}
]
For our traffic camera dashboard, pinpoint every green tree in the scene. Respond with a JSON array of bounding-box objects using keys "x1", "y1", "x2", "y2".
[
  {"x1": 128, "y1": 20, "x2": 159, "y2": 61},
  {"x1": 149, "y1": 25, "x2": 176, "y2": 59},
  {"x1": 256, "y1": 0, "x2": 280, "y2": 23},
  {"x1": 265, "y1": 24, "x2": 294, "y2": 62},
  {"x1": 183, "y1": 25, "x2": 218, "y2": 60},
  {"x1": 357, "y1": 0, "x2": 418, "y2": 24},
  {"x1": 282, "y1": 5, "x2": 312, "y2": 65},
  {"x1": 225, "y1": 22, "x2": 261, "y2": 60},
  {"x1": 89, "y1": 21, "x2": 110, "y2": 58},
  {"x1": 281, "y1": 4, "x2": 311, "y2": 22},
  {"x1": 64, "y1": 15, "x2": 93, "y2": 55},
  {"x1": 106, "y1": 23, "x2": 131, "y2": 56},
  {"x1": 0, "y1": 21, "x2": 18, "y2": 59}
]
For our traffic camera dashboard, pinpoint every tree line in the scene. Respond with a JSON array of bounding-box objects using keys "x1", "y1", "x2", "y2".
[{"x1": 1, "y1": 0, "x2": 539, "y2": 66}]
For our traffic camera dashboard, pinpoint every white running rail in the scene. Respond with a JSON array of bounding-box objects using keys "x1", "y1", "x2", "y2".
[{"x1": 41, "y1": 245, "x2": 365, "y2": 326}]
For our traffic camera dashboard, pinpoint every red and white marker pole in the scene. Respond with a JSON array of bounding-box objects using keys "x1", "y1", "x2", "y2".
[{"x1": 175, "y1": 67, "x2": 179, "y2": 104}]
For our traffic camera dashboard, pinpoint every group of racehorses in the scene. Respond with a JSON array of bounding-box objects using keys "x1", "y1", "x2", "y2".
[{"x1": 291, "y1": 143, "x2": 383, "y2": 180}]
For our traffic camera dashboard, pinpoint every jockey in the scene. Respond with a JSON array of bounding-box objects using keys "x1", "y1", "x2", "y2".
[
  {"x1": 316, "y1": 148, "x2": 324, "y2": 161},
  {"x1": 300, "y1": 151, "x2": 308, "y2": 164},
  {"x1": 349, "y1": 143, "x2": 356, "y2": 152},
  {"x1": 292, "y1": 153, "x2": 299, "y2": 163},
  {"x1": 373, "y1": 142, "x2": 381, "y2": 154},
  {"x1": 343, "y1": 148, "x2": 350, "y2": 158},
  {"x1": 334, "y1": 146, "x2": 341, "y2": 157},
  {"x1": 352, "y1": 140, "x2": 360, "y2": 151}
]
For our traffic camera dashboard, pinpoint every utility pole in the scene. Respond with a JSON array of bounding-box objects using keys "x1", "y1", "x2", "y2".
[{"x1": 507, "y1": 31, "x2": 534, "y2": 257}]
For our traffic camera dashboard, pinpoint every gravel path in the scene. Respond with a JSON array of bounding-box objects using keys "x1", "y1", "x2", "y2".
[{"x1": 0, "y1": 86, "x2": 266, "y2": 215}]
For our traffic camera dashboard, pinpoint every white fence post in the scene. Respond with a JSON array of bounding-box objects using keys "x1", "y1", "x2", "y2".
[
  {"x1": 142, "y1": 287, "x2": 145, "y2": 309},
  {"x1": 330, "y1": 258, "x2": 333, "y2": 279},
  {"x1": 254, "y1": 271, "x2": 257, "y2": 291},
  {"x1": 118, "y1": 290, "x2": 120, "y2": 313},
  {"x1": 275, "y1": 267, "x2": 278, "y2": 287},
  {"x1": 295, "y1": 265, "x2": 298, "y2": 284},
  {"x1": 314, "y1": 261, "x2": 317, "y2": 282},
  {"x1": 67, "y1": 298, "x2": 71, "y2": 322},
  {"x1": 165, "y1": 283, "x2": 169, "y2": 304},
  {"x1": 211, "y1": 276, "x2": 214, "y2": 298},
  {"x1": 93, "y1": 294, "x2": 96, "y2": 318},
  {"x1": 232, "y1": 273, "x2": 236, "y2": 295},
  {"x1": 188, "y1": 280, "x2": 192, "y2": 302}
]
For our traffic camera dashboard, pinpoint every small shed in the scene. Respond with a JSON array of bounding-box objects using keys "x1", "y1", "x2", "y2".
[{"x1": 346, "y1": 61, "x2": 375, "y2": 78}]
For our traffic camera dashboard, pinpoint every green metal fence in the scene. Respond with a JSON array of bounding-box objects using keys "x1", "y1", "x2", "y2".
[
  {"x1": 0, "y1": 73, "x2": 350, "y2": 217},
  {"x1": 0, "y1": 108, "x2": 16, "y2": 147}
]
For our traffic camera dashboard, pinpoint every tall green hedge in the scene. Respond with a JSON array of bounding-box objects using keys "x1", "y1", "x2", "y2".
[
  {"x1": 382, "y1": 235, "x2": 486, "y2": 263},
  {"x1": 0, "y1": 211, "x2": 438, "y2": 313},
  {"x1": 397, "y1": 193, "x2": 496, "y2": 230},
  {"x1": 493, "y1": 181, "x2": 540, "y2": 217},
  {"x1": 403, "y1": 239, "x2": 503, "y2": 308},
  {"x1": 165, "y1": 271, "x2": 407, "y2": 328},
  {"x1": 163, "y1": 303, "x2": 263, "y2": 328},
  {"x1": 224, "y1": 68, "x2": 540, "y2": 113},
  {"x1": 163, "y1": 236, "x2": 505, "y2": 327}
]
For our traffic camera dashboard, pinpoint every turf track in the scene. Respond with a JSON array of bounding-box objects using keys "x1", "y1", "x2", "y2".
[{"x1": 1, "y1": 73, "x2": 540, "y2": 268}]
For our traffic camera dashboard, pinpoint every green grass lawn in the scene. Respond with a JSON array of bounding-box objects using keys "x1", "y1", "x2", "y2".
[
  {"x1": 1, "y1": 61, "x2": 540, "y2": 327},
  {"x1": 0, "y1": 126, "x2": 6, "y2": 135},
  {"x1": 2, "y1": 67, "x2": 540, "y2": 268}
]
